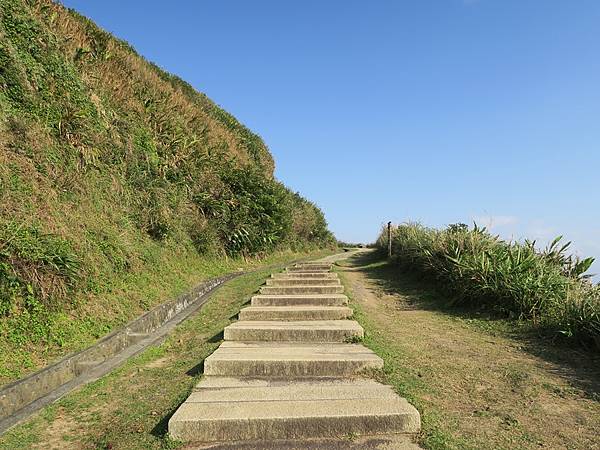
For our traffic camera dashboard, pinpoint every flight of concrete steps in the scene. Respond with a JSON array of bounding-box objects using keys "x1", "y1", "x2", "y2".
[{"x1": 168, "y1": 262, "x2": 420, "y2": 445}]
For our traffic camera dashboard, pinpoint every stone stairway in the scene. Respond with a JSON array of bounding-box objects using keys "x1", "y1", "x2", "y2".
[{"x1": 168, "y1": 262, "x2": 420, "y2": 445}]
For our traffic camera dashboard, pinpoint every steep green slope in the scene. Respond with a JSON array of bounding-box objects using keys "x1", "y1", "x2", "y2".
[{"x1": 0, "y1": 0, "x2": 334, "y2": 383}]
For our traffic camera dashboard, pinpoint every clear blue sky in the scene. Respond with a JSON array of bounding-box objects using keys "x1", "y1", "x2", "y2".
[{"x1": 62, "y1": 0, "x2": 600, "y2": 271}]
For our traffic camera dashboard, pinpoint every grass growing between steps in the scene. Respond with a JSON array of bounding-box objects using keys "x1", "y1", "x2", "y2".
[
  {"x1": 336, "y1": 251, "x2": 600, "y2": 450},
  {"x1": 0, "y1": 257, "x2": 321, "y2": 450}
]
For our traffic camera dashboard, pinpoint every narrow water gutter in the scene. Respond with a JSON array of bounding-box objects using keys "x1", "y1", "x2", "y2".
[{"x1": 0, "y1": 257, "x2": 312, "y2": 435}]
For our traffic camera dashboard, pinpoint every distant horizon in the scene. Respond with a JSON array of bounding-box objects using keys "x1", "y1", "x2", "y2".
[{"x1": 61, "y1": 0, "x2": 600, "y2": 272}]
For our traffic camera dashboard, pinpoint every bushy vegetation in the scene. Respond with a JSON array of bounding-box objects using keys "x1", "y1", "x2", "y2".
[
  {"x1": 377, "y1": 222, "x2": 600, "y2": 349},
  {"x1": 336, "y1": 240, "x2": 365, "y2": 248},
  {"x1": 0, "y1": 0, "x2": 333, "y2": 382}
]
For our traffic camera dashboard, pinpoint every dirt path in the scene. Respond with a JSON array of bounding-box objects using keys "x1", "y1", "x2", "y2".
[{"x1": 337, "y1": 253, "x2": 600, "y2": 450}]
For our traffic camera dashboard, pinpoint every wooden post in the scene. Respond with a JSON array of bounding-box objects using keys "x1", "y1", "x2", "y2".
[{"x1": 387, "y1": 221, "x2": 392, "y2": 258}]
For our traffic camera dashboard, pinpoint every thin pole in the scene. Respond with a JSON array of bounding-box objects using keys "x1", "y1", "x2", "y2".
[{"x1": 387, "y1": 221, "x2": 392, "y2": 258}]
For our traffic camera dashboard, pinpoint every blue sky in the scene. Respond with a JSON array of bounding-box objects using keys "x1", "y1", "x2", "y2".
[{"x1": 62, "y1": 0, "x2": 600, "y2": 271}]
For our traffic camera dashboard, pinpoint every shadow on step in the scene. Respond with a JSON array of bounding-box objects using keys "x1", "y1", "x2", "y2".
[
  {"x1": 151, "y1": 401, "x2": 181, "y2": 439},
  {"x1": 152, "y1": 349, "x2": 211, "y2": 435},
  {"x1": 186, "y1": 360, "x2": 205, "y2": 377},
  {"x1": 207, "y1": 330, "x2": 224, "y2": 343},
  {"x1": 186, "y1": 327, "x2": 228, "y2": 376}
]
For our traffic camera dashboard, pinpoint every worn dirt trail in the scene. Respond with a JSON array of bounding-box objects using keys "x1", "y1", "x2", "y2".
[{"x1": 338, "y1": 254, "x2": 600, "y2": 450}]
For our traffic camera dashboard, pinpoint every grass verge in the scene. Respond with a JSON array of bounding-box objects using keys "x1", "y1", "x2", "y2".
[
  {"x1": 376, "y1": 223, "x2": 599, "y2": 349},
  {"x1": 0, "y1": 260, "x2": 305, "y2": 450},
  {"x1": 0, "y1": 248, "x2": 331, "y2": 386},
  {"x1": 336, "y1": 251, "x2": 600, "y2": 450}
]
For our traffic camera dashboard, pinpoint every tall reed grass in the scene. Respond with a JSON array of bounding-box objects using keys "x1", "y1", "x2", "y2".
[{"x1": 377, "y1": 222, "x2": 600, "y2": 349}]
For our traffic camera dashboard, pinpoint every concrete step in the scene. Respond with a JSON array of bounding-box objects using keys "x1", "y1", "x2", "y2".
[
  {"x1": 239, "y1": 306, "x2": 353, "y2": 321},
  {"x1": 286, "y1": 269, "x2": 331, "y2": 274},
  {"x1": 193, "y1": 375, "x2": 395, "y2": 394},
  {"x1": 260, "y1": 285, "x2": 344, "y2": 295},
  {"x1": 289, "y1": 264, "x2": 332, "y2": 271},
  {"x1": 251, "y1": 294, "x2": 348, "y2": 307},
  {"x1": 223, "y1": 320, "x2": 363, "y2": 342},
  {"x1": 286, "y1": 266, "x2": 332, "y2": 273},
  {"x1": 287, "y1": 268, "x2": 331, "y2": 274},
  {"x1": 266, "y1": 278, "x2": 341, "y2": 286},
  {"x1": 272, "y1": 272, "x2": 339, "y2": 279},
  {"x1": 167, "y1": 262, "x2": 423, "y2": 446},
  {"x1": 203, "y1": 342, "x2": 383, "y2": 377},
  {"x1": 187, "y1": 435, "x2": 421, "y2": 449},
  {"x1": 169, "y1": 378, "x2": 420, "y2": 442}
]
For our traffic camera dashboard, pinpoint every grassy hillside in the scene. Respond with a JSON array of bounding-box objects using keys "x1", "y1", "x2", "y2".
[
  {"x1": 377, "y1": 223, "x2": 600, "y2": 350},
  {"x1": 0, "y1": 0, "x2": 334, "y2": 384}
]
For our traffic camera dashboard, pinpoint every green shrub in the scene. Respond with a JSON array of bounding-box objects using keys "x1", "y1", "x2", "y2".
[
  {"x1": 191, "y1": 163, "x2": 333, "y2": 256},
  {"x1": 377, "y1": 222, "x2": 600, "y2": 349},
  {"x1": 0, "y1": 221, "x2": 80, "y2": 316}
]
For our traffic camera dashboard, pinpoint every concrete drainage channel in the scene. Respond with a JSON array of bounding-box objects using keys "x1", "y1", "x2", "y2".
[{"x1": 0, "y1": 259, "x2": 307, "y2": 435}]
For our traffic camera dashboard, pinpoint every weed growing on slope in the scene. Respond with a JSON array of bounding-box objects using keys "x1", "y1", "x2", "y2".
[{"x1": 0, "y1": 220, "x2": 79, "y2": 316}]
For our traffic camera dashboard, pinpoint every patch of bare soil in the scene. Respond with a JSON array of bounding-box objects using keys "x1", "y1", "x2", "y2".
[
  {"x1": 342, "y1": 267, "x2": 600, "y2": 450},
  {"x1": 31, "y1": 409, "x2": 81, "y2": 450},
  {"x1": 145, "y1": 356, "x2": 173, "y2": 369}
]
